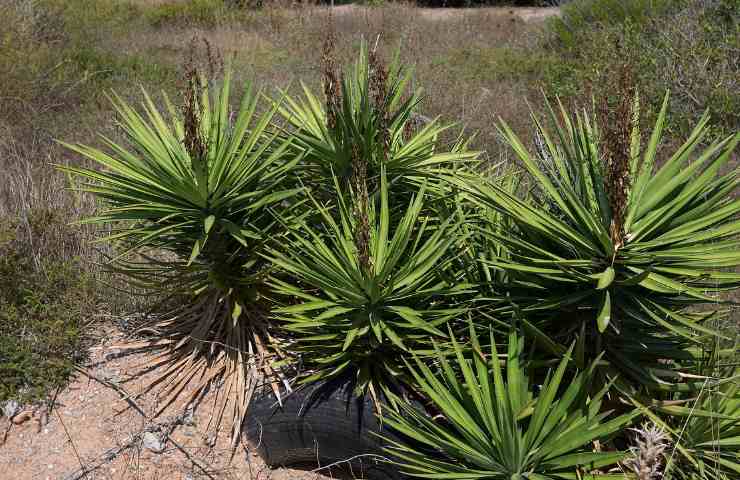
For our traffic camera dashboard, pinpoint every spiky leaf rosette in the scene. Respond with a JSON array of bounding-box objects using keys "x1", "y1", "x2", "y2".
[
  {"x1": 59, "y1": 69, "x2": 301, "y2": 444},
  {"x1": 267, "y1": 170, "x2": 472, "y2": 405},
  {"x1": 278, "y1": 41, "x2": 477, "y2": 198},
  {"x1": 452, "y1": 93, "x2": 740, "y2": 393},
  {"x1": 383, "y1": 326, "x2": 639, "y2": 479}
]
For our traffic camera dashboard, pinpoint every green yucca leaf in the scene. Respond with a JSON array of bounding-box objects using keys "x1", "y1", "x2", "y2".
[
  {"x1": 632, "y1": 356, "x2": 740, "y2": 480},
  {"x1": 453, "y1": 92, "x2": 740, "y2": 395},
  {"x1": 383, "y1": 327, "x2": 636, "y2": 478}
]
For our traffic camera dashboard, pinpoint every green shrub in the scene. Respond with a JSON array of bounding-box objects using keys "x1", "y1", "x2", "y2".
[
  {"x1": 269, "y1": 172, "x2": 472, "y2": 403},
  {"x1": 538, "y1": 0, "x2": 740, "y2": 141},
  {"x1": 0, "y1": 210, "x2": 96, "y2": 404},
  {"x1": 145, "y1": 0, "x2": 235, "y2": 28},
  {"x1": 279, "y1": 42, "x2": 478, "y2": 200},
  {"x1": 547, "y1": 0, "x2": 678, "y2": 50},
  {"x1": 60, "y1": 67, "x2": 302, "y2": 444},
  {"x1": 384, "y1": 327, "x2": 639, "y2": 478}
]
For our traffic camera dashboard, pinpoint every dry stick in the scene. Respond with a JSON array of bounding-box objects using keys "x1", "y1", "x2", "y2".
[
  {"x1": 58, "y1": 411, "x2": 204, "y2": 480},
  {"x1": 60, "y1": 433, "x2": 142, "y2": 480},
  {"x1": 74, "y1": 365, "x2": 148, "y2": 419},
  {"x1": 55, "y1": 409, "x2": 86, "y2": 474},
  {"x1": 0, "y1": 419, "x2": 11, "y2": 446},
  {"x1": 166, "y1": 435, "x2": 218, "y2": 480},
  {"x1": 59, "y1": 367, "x2": 218, "y2": 479},
  {"x1": 310, "y1": 453, "x2": 391, "y2": 474}
]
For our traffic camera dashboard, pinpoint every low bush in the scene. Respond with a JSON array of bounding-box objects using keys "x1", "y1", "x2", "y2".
[
  {"x1": 539, "y1": 0, "x2": 740, "y2": 141},
  {"x1": 0, "y1": 210, "x2": 96, "y2": 404}
]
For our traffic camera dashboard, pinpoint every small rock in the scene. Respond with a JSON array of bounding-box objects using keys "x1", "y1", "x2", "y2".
[
  {"x1": 183, "y1": 407, "x2": 195, "y2": 426},
  {"x1": 203, "y1": 433, "x2": 217, "y2": 447},
  {"x1": 142, "y1": 431, "x2": 166, "y2": 453},
  {"x1": 2, "y1": 400, "x2": 20, "y2": 419},
  {"x1": 99, "y1": 368, "x2": 121, "y2": 384},
  {"x1": 12, "y1": 411, "x2": 33, "y2": 425}
]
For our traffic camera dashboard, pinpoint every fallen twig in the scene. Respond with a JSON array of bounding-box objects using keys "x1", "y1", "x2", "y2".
[
  {"x1": 55, "y1": 409, "x2": 86, "y2": 473},
  {"x1": 73, "y1": 365, "x2": 148, "y2": 419},
  {"x1": 57, "y1": 371, "x2": 220, "y2": 480}
]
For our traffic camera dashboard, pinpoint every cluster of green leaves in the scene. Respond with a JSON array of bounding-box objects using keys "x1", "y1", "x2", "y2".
[
  {"x1": 385, "y1": 327, "x2": 639, "y2": 479},
  {"x1": 451, "y1": 95, "x2": 740, "y2": 394},
  {"x1": 61, "y1": 68, "x2": 302, "y2": 443},
  {"x1": 268, "y1": 172, "x2": 471, "y2": 400}
]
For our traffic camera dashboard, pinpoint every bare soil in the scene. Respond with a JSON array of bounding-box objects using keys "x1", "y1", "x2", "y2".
[{"x1": 0, "y1": 326, "x2": 335, "y2": 480}]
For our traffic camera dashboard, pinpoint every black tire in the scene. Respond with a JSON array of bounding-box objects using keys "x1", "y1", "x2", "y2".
[{"x1": 244, "y1": 385, "x2": 404, "y2": 479}]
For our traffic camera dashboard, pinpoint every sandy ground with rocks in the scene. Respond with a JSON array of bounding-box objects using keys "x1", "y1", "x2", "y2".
[{"x1": 0, "y1": 327, "x2": 337, "y2": 480}]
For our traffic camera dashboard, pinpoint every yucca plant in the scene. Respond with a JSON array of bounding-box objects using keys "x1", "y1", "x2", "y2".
[
  {"x1": 267, "y1": 170, "x2": 472, "y2": 405},
  {"x1": 452, "y1": 91, "x2": 740, "y2": 394},
  {"x1": 59, "y1": 68, "x2": 301, "y2": 443},
  {"x1": 278, "y1": 39, "x2": 477, "y2": 199},
  {"x1": 383, "y1": 325, "x2": 639, "y2": 479}
]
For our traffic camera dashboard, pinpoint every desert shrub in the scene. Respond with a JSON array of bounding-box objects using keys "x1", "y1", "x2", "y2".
[
  {"x1": 269, "y1": 172, "x2": 472, "y2": 403},
  {"x1": 268, "y1": 42, "x2": 477, "y2": 406},
  {"x1": 384, "y1": 327, "x2": 640, "y2": 478},
  {"x1": 0, "y1": 210, "x2": 96, "y2": 404},
  {"x1": 279, "y1": 41, "x2": 478, "y2": 201},
  {"x1": 539, "y1": 0, "x2": 740, "y2": 141},
  {"x1": 454, "y1": 90, "x2": 740, "y2": 395}
]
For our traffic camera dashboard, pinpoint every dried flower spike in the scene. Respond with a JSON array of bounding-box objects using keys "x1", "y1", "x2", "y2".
[
  {"x1": 599, "y1": 61, "x2": 636, "y2": 252},
  {"x1": 321, "y1": 18, "x2": 341, "y2": 131},
  {"x1": 623, "y1": 423, "x2": 670, "y2": 480}
]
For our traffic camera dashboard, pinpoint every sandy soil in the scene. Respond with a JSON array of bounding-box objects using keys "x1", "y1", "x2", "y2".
[{"x1": 0, "y1": 327, "x2": 336, "y2": 480}]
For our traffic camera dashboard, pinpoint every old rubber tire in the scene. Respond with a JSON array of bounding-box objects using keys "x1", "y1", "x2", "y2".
[{"x1": 244, "y1": 385, "x2": 403, "y2": 479}]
